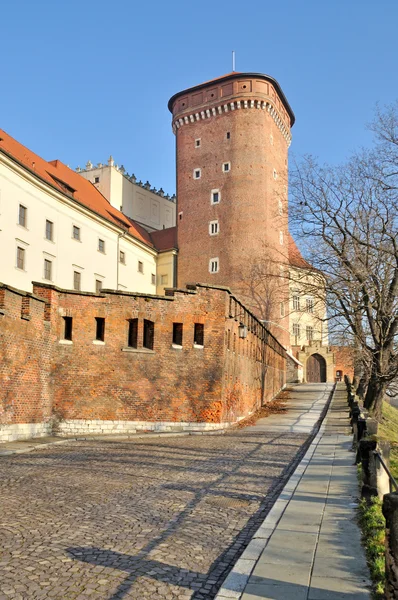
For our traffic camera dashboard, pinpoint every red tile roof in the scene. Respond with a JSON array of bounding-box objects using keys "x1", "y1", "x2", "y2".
[
  {"x1": 288, "y1": 232, "x2": 314, "y2": 270},
  {"x1": 149, "y1": 226, "x2": 177, "y2": 251},
  {"x1": 0, "y1": 128, "x2": 154, "y2": 249}
]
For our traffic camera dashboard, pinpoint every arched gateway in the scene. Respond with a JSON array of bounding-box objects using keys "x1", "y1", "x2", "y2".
[{"x1": 306, "y1": 353, "x2": 327, "y2": 383}]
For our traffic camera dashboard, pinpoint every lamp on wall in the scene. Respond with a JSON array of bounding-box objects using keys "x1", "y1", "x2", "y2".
[{"x1": 238, "y1": 323, "x2": 248, "y2": 339}]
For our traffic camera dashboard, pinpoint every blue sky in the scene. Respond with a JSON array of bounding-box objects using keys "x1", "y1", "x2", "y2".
[{"x1": 2, "y1": 0, "x2": 397, "y2": 195}]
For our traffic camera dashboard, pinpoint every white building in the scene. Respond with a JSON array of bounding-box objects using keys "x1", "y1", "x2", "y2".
[
  {"x1": 78, "y1": 159, "x2": 176, "y2": 232},
  {"x1": 0, "y1": 129, "x2": 177, "y2": 295}
]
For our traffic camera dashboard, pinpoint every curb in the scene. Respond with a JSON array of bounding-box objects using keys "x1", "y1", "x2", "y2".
[{"x1": 214, "y1": 384, "x2": 336, "y2": 600}]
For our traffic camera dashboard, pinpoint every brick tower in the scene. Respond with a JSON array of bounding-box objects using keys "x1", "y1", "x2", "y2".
[{"x1": 168, "y1": 72, "x2": 295, "y2": 346}]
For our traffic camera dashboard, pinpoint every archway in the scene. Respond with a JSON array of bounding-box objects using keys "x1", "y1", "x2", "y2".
[{"x1": 306, "y1": 353, "x2": 327, "y2": 383}]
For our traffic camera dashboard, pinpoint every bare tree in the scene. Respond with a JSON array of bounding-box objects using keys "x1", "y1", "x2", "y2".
[{"x1": 290, "y1": 104, "x2": 398, "y2": 419}]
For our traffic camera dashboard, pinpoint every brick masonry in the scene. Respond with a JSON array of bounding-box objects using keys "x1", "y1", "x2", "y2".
[{"x1": 0, "y1": 282, "x2": 286, "y2": 441}]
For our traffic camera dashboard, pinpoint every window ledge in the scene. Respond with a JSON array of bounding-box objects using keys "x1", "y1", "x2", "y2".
[
  {"x1": 193, "y1": 343, "x2": 204, "y2": 349},
  {"x1": 171, "y1": 343, "x2": 183, "y2": 350},
  {"x1": 121, "y1": 347, "x2": 155, "y2": 354},
  {"x1": 21, "y1": 315, "x2": 31, "y2": 321},
  {"x1": 59, "y1": 340, "x2": 73, "y2": 345},
  {"x1": 93, "y1": 340, "x2": 105, "y2": 345}
]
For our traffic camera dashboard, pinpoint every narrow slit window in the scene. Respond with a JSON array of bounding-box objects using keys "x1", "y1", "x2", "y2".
[
  {"x1": 172, "y1": 323, "x2": 183, "y2": 346},
  {"x1": 226, "y1": 132, "x2": 231, "y2": 139},
  {"x1": 143, "y1": 319, "x2": 154, "y2": 350},
  {"x1": 19, "y1": 204, "x2": 27, "y2": 227},
  {"x1": 193, "y1": 168, "x2": 201, "y2": 180},
  {"x1": 44, "y1": 259, "x2": 52, "y2": 281},
  {"x1": 73, "y1": 271, "x2": 81, "y2": 291},
  {"x1": 98, "y1": 239, "x2": 105, "y2": 253},
  {"x1": 194, "y1": 323, "x2": 204, "y2": 346},
  {"x1": 211, "y1": 190, "x2": 220, "y2": 204},
  {"x1": 222, "y1": 162, "x2": 230, "y2": 173},
  {"x1": 45, "y1": 220, "x2": 53, "y2": 240},
  {"x1": 63, "y1": 316, "x2": 73, "y2": 341},
  {"x1": 95, "y1": 317, "x2": 105, "y2": 341},
  {"x1": 95, "y1": 279, "x2": 102, "y2": 293},
  {"x1": 128, "y1": 318, "x2": 138, "y2": 348},
  {"x1": 16, "y1": 246, "x2": 25, "y2": 270},
  {"x1": 195, "y1": 139, "x2": 201, "y2": 148}
]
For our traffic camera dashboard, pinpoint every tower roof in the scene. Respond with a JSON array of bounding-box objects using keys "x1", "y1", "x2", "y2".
[{"x1": 168, "y1": 72, "x2": 295, "y2": 126}]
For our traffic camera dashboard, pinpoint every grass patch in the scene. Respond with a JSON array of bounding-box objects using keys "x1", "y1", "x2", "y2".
[
  {"x1": 358, "y1": 497, "x2": 386, "y2": 599},
  {"x1": 378, "y1": 401, "x2": 398, "y2": 444}
]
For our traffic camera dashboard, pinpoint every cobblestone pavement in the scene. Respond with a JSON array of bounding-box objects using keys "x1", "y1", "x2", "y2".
[{"x1": 0, "y1": 429, "x2": 313, "y2": 600}]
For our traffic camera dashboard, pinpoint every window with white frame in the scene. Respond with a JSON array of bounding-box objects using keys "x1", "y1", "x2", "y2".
[
  {"x1": 193, "y1": 168, "x2": 201, "y2": 179},
  {"x1": 98, "y1": 239, "x2": 105, "y2": 253},
  {"x1": 306, "y1": 297, "x2": 314, "y2": 313},
  {"x1": 43, "y1": 259, "x2": 52, "y2": 281},
  {"x1": 280, "y1": 302, "x2": 285, "y2": 317},
  {"x1": 72, "y1": 225, "x2": 81, "y2": 241},
  {"x1": 16, "y1": 246, "x2": 25, "y2": 270},
  {"x1": 211, "y1": 189, "x2": 220, "y2": 204},
  {"x1": 293, "y1": 295, "x2": 300, "y2": 311},
  {"x1": 195, "y1": 139, "x2": 201, "y2": 148},
  {"x1": 279, "y1": 231, "x2": 284, "y2": 245},
  {"x1": 119, "y1": 251, "x2": 126, "y2": 264},
  {"x1": 222, "y1": 162, "x2": 231, "y2": 173},
  {"x1": 278, "y1": 200, "x2": 283, "y2": 216},
  {"x1": 273, "y1": 169, "x2": 278, "y2": 180},
  {"x1": 45, "y1": 220, "x2": 53, "y2": 241},
  {"x1": 209, "y1": 220, "x2": 219, "y2": 236},
  {"x1": 73, "y1": 271, "x2": 81, "y2": 291},
  {"x1": 306, "y1": 326, "x2": 314, "y2": 341},
  {"x1": 209, "y1": 258, "x2": 219, "y2": 273},
  {"x1": 19, "y1": 204, "x2": 27, "y2": 227},
  {"x1": 293, "y1": 323, "x2": 300, "y2": 338}
]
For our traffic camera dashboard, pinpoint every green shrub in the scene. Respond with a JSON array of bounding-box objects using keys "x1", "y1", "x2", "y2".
[{"x1": 358, "y1": 497, "x2": 386, "y2": 599}]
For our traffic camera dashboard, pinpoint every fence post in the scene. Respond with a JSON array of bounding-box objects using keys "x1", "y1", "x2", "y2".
[
  {"x1": 359, "y1": 440, "x2": 391, "y2": 499},
  {"x1": 383, "y1": 493, "x2": 398, "y2": 600}
]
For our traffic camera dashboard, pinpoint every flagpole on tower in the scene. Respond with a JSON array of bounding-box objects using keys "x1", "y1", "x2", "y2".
[{"x1": 232, "y1": 51, "x2": 236, "y2": 72}]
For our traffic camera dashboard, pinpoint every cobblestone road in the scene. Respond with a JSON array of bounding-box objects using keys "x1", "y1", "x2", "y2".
[{"x1": 0, "y1": 429, "x2": 312, "y2": 600}]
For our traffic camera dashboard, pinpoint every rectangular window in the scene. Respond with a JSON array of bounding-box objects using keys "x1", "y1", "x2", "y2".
[
  {"x1": 209, "y1": 258, "x2": 219, "y2": 273},
  {"x1": 160, "y1": 274, "x2": 168, "y2": 285},
  {"x1": 226, "y1": 132, "x2": 231, "y2": 139},
  {"x1": 94, "y1": 176, "x2": 100, "y2": 184},
  {"x1": 95, "y1": 279, "x2": 102, "y2": 293},
  {"x1": 173, "y1": 323, "x2": 183, "y2": 346},
  {"x1": 222, "y1": 162, "x2": 230, "y2": 172},
  {"x1": 151, "y1": 273, "x2": 156, "y2": 285},
  {"x1": 143, "y1": 319, "x2": 154, "y2": 350},
  {"x1": 63, "y1": 316, "x2": 73, "y2": 341},
  {"x1": 306, "y1": 298, "x2": 314, "y2": 313},
  {"x1": 194, "y1": 323, "x2": 204, "y2": 346},
  {"x1": 119, "y1": 251, "x2": 126, "y2": 264},
  {"x1": 44, "y1": 259, "x2": 52, "y2": 281},
  {"x1": 209, "y1": 220, "x2": 219, "y2": 235},
  {"x1": 194, "y1": 168, "x2": 201, "y2": 179},
  {"x1": 98, "y1": 239, "x2": 105, "y2": 253},
  {"x1": 128, "y1": 318, "x2": 138, "y2": 348},
  {"x1": 195, "y1": 139, "x2": 201, "y2": 148},
  {"x1": 293, "y1": 323, "x2": 300, "y2": 338},
  {"x1": 73, "y1": 271, "x2": 81, "y2": 291},
  {"x1": 306, "y1": 326, "x2": 314, "y2": 341},
  {"x1": 45, "y1": 220, "x2": 53, "y2": 241},
  {"x1": 73, "y1": 225, "x2": 80, "y2": 241},
  {"x1": 16, "y1": 246, "x2": 25, "y2": 270},
  {"x1": 19, "y1": 204, "x2": 27, "y2": 227},
  {"x1": 95, "y1": 317, "x2": 105, "y2": 341},
  {"x1": 138, "y1": 261, "x2": 144, "y2": 273},
  {"x1": 280, "y1": 302, "x2": 285, "y2": 317},
  {"x1": 293, "y1": 295, "x2": 300, "y2": 311},
  {"x1": 211, "y1": 190, "x2": 220, "y2": 204}
]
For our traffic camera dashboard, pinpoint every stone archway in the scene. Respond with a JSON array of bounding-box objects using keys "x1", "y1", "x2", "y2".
[{"x1": 306, "y1": 353, "x2": 327, "y2": 383}]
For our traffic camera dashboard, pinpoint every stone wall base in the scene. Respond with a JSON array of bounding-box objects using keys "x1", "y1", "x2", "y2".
[
  {"x1": 56, "y1": 419, "x2": 241, "y2": 436},
  {"x1": 0, "y1": 422, "x2": 52, "y2": 443}
]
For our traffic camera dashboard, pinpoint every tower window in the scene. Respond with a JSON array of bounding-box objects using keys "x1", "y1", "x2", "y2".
[
  {"x1": 194, "y1": 323, "x2": 204, "y2": 347},
  {"x1": 128, "y1": 318, "x2": 138, "y2": 348},
  {"x1": 222, "y1": 162, "x2": 231, "y2": 173},
  {"x1": 63, "y1": 316, "x2": 73, "y2": 341},
  {"x1": 193, "y1": 168, "x2": 201, "y2": 179},
  {"x1": 195, "y1": 139, "x2": 201, "y2": 148},
  {"x1": 226, "y1": 132, "x2": 231, "y2": 140},
  {"x1": 293, "y1": 323, "x2": 300, "y2": 338},
  {"x1": 179, "y1": 212, "x2": 183, "y2": 220},
  {"x1": 172, "y1": 323, "x2": 183, "y2": 346},
  {"x1": 306, "y1": 326, "x2": 314, "y2": 341},
  {"x1": 209, "y1": 258, "x2": 219, "y2": 273},
  {"x1": 209, "y1": 220, "x2": 219, "y2": 235},
  {"x1": 211, "y1": 189, "x2": 220, "y2": 204},
  {"x1": 143, "y1": 319, "x2": 154, "y2": 350},
  {"x1": 95, "y1": 317, "x2": 105, "y2": 342}
]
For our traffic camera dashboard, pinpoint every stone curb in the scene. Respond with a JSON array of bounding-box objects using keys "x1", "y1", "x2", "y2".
[
  {"x1": 214, "y1": 385, "x2": 336, "y2": 600},
  {"x1": 0, "y1": 429, "x2": 228, "y2": 456}
]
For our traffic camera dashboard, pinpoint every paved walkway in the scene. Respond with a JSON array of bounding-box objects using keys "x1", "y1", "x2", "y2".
[
  {"x1": 216, "y1": 384, "x2": 371, "y2": 600},
  {"x1": 0, "y1": 384, "x2": 332, "y2": 600}
]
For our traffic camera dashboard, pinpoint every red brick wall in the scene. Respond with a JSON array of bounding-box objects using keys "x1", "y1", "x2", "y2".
[
  {"x1": 0, "y1": 285, "x2": 52, "y2": 426},
  {"x1": 330, "y1": 346, "x2": 355, "y2": 381}
]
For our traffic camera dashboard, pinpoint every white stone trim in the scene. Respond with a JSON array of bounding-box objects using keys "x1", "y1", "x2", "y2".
[
  {"x1": 172, "y1": 98, "x2": 292, "y2": 146},
  {"x1": 0, "y1": 422, "x2": 51, "y2": 443},
  {"x1": 56, "y1": 419, "x2": 234, "y2": 436}
]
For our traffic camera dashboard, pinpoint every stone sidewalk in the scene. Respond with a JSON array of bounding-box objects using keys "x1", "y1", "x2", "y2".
[{"x1": 216, "y1": 384, "x2": 371, "y2": 600}]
